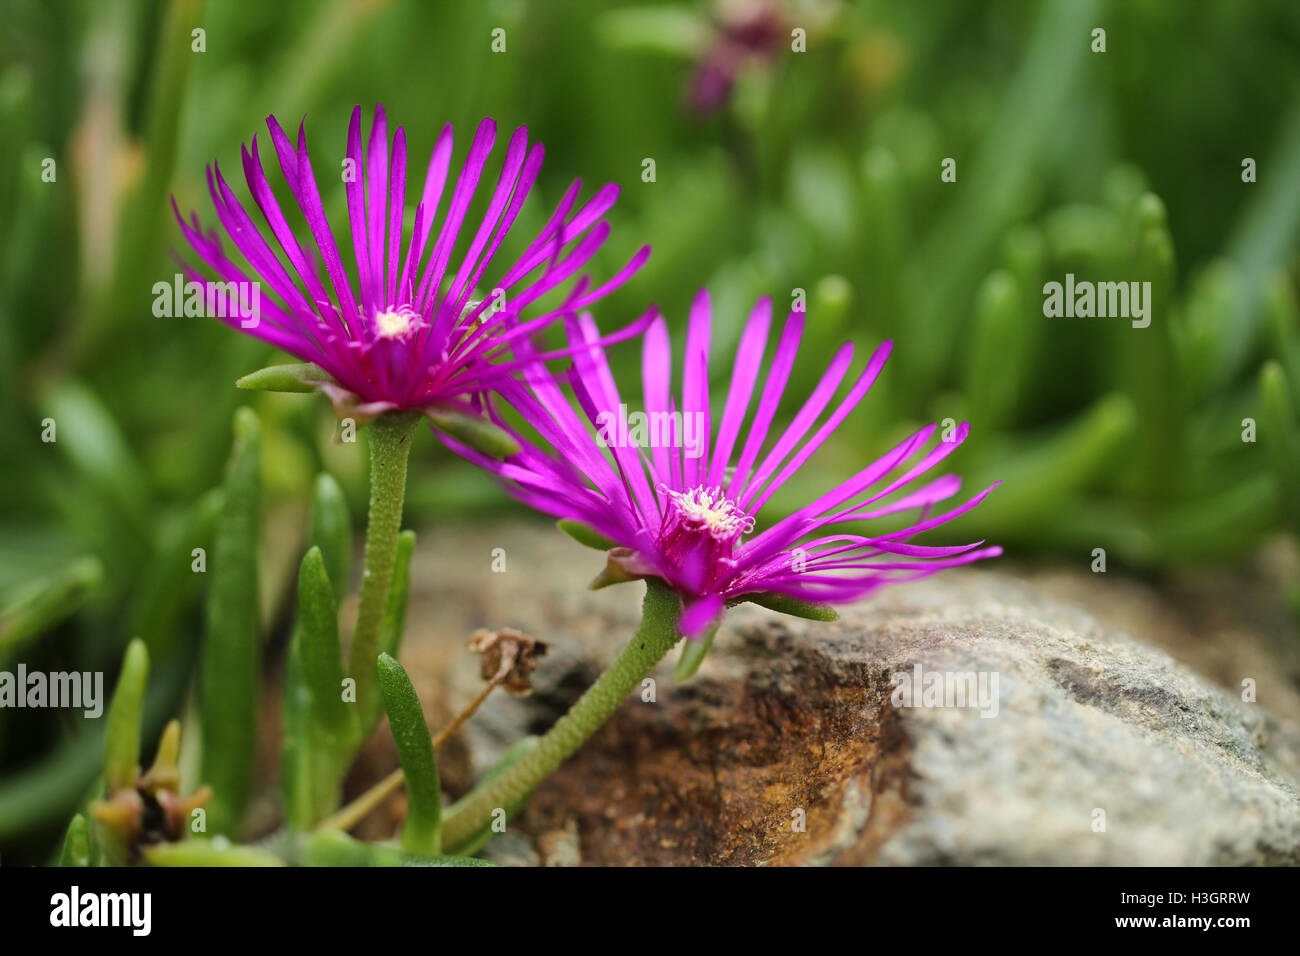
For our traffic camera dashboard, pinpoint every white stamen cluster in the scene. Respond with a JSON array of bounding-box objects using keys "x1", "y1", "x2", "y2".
[
  {"x1": 373, "y1": 305, "x2": 420, "y2": 339},
  {"x1": 662, "y1": 485, "x2": 755, "y2": 540}
]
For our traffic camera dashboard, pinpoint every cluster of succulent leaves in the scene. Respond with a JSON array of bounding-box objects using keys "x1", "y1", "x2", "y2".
[
  {"x1": 3, "y1": 0, "x2": 1299, "y2": 861},
  {"x1": 52, "y1": 407, "x2": 508, "y2": 866}
]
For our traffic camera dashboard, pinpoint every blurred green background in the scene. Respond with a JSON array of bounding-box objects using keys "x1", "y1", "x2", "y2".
[{"x1": 1, "y1": 0, "x2": 1299, "y2": 860}]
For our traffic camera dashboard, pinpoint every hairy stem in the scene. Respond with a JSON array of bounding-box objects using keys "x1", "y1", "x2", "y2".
[
  {"x1": 347, "y1": 412, "x2": 420, "y2": 716},
  {"x1": 440, "y1": 579, "x2": 681, "y2": 850}
]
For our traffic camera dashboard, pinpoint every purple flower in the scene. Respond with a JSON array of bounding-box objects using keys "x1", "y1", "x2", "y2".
[
  {"x1": 687, "y1": 0, "x2": 787, "y2": 113},
  {"x1": 449, "y1": 290, "x2": 1002, "y2": 637},
  {"x1": 172, "y1": 104, "x2": 649, "y2": 419}
]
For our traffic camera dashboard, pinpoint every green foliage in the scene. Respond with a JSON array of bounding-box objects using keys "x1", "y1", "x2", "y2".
[
  {"x1": 309, "y1": 474, "x2": 353, "y2": 596},
  {"x1": 296, "y1": 549, "x2": 352, "y2": 744},
  {"x1": 104, "y1": 639, "x2": 148, "y2": 793},
  {"x1": 377, "y1": 653, "x2": 442, "y2": 855},
  {"x1": 282, "y1": 547, "x2": 359, "y2": 828},
  {"x1": 200, "y1": 408, "x2": 261, "y2": 836},
  {"x1": 281, "y1": 473, "x2": 357, "y2": 828}
]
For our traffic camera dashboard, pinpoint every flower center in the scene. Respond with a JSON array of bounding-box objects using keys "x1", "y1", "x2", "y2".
[
  {"x1": 656, "y1": 485, "x2": 754, "y2": 591},
  {"x1": 663, "y1": 485, "x2": 755, "y2": 541},
  {"x1": 373, "y1": 306, "x2": 420, "y2": 339}
]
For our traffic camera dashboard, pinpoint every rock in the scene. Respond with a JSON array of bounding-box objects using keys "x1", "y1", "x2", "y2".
[{"x1": 363, "y1": 521, "x2": 1300, "y2": 866}]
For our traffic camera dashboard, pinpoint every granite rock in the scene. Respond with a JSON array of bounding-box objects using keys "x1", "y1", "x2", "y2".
[{"x1": 356, "y1": 522, "x2": 1300, "y2": 866}]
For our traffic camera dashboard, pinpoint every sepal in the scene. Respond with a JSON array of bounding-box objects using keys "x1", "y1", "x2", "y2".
[
  {"x1": 427, "y1": 407, "x2": 520, "y2": 459},
  {"x1": 557, "y1": 519, "x2": 618, "y2": 551},
  {"x1": 589, "y1": 547, "x2": 655, "y2": 590},
  {"x1": 742, "y1": 591, "x2": 839, "y2": 622},
  {"x1": 672, "y1": 622, "x2": 718, "y2": 683},
  {"x1": 236, "y1": 362, "x2": 335, "y2": 393}
]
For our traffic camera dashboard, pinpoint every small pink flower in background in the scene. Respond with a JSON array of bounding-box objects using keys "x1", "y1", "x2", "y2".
[
  {"x1": 172, "y1": 104, "x2": 649, "y2": 420},
  {"x1": 688, "y1": 0, "x2": 787, "y2": 113},
  {"x1": 449, "y1": 289, "x2": 1002, "y2": 637}
]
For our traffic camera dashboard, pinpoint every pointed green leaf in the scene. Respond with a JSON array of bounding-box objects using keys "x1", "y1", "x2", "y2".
[
  {"x1": 963, "y1": 269, "x2": 1026, "y2": 431},
  {"x1": 298, "y1": 548, "x2": 355, "y2": 740},
  {"x1": 58, "y1": 814, "x2": 91, "y2": 867},
  {"x1": 427, "y1": 409, "x2": 519, "y2": 459},
  {"x1": 746, "y1": 592, "x2": 839, "y2": 622},
  {"x1": 672, "y1": 624, "x2": 718, "y2": 683},
  {"x1": 284, "y1": 475, "x2": 354, "y2": 829},
  {"x1": 104, "y1": 639, "x2": 149, "y2": 792},
  {"x1": 1179, "y1": 261, "x2": 1241, "y2": 399},
  {"x1": 200, "y1": 407, "x2": 261, "y2": 836},
  {"x1": 236, "y1": 362, "x2": 335, "y2": 393},
  {"x1": 377, "y1": 652, "x2": 441, "y2": 855},
  {"x1": 557, "y1": 519, "x2": 617, "y2": 551},
  {"x1": 280, "y1": 638, "x2": 314, "y2": 830},
  {"x1": 309, "y1": 473, "x2": 352, "y2": 595},
  {"x1": 1123, "y1": 192, "x2": 1182, "y2": 499},
  {"x1": 283, "y1": 547, "x2": 360, "y2": 829},
  {"x1": 1265, "y1": 275, "x2": 1300, "y2": 408}
]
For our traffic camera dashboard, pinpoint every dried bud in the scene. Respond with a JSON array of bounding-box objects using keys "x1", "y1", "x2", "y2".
[
  {"x1": 91, "y1": 720, "x2": 212, "y2": 863},
  {"x1": 90, "y1": 787, "x2": 145, "y2": 859},
  {"x1": 468, "y1": 628, "x2": 550, "y2": 697},
  {"x1": 156, "y1": 785, "x2": 213, "y2": 839}
]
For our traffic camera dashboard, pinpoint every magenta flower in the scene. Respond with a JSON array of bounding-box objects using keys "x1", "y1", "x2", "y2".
[
  {"x1": 449, "y1": 290, "x2": 1002, "y2": 638},
  {"x1": 172, "y1": 104, "x2": 649, "y2": 420}
]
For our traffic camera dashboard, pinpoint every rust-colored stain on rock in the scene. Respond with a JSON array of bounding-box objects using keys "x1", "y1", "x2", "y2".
[{"x1": 517, "y1": 640, "x2": 914, "y2": 866}]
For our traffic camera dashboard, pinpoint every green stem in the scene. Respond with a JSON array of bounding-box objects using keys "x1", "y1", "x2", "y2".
[
  {"x1": 347, "y1": 412, "x2": 420, "y2": 716},
  {"x1": 440, "y1": 579, "x2": 682, "y2": 850}
]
